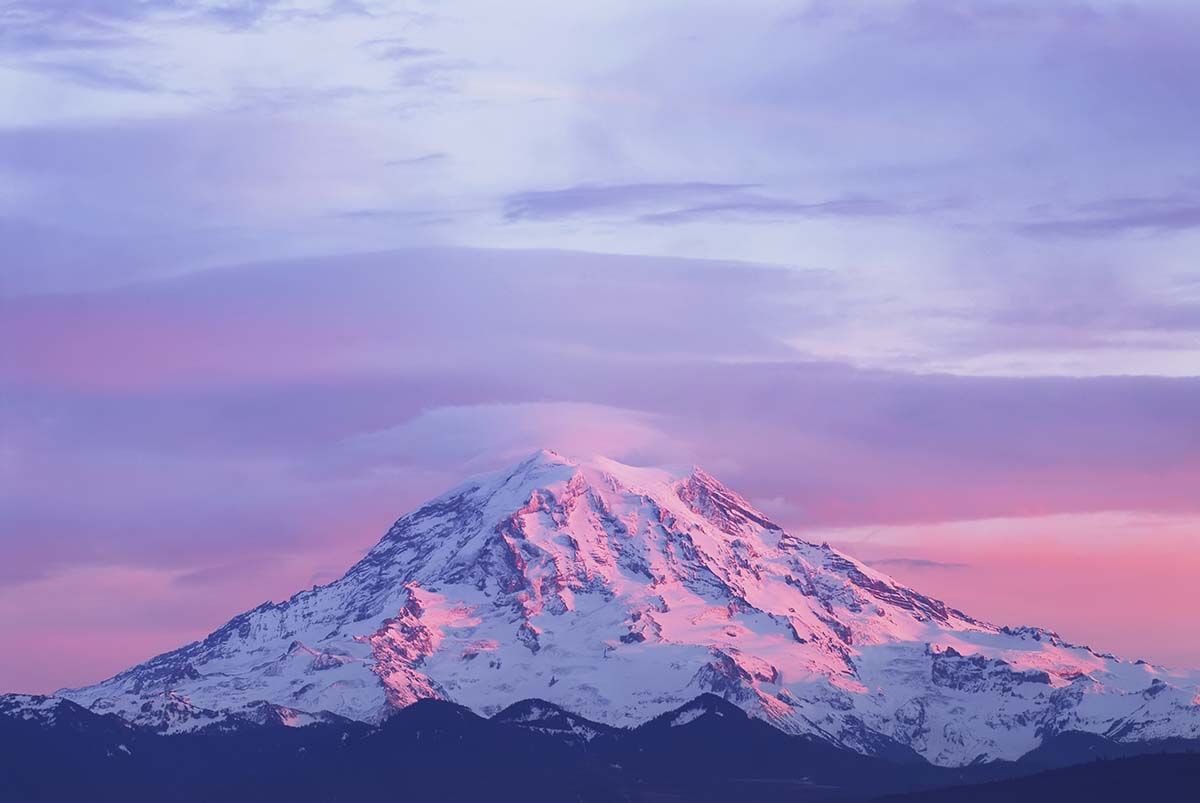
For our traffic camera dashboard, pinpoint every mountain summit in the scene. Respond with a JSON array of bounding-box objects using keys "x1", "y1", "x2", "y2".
[{"x1": 59, "y1": 451, "x2": 1200, "y2": 765}]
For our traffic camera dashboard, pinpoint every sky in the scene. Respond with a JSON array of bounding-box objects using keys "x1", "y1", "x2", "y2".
[{"x1": 1, "y1": 0, "x2": 1199, "y2": 693}]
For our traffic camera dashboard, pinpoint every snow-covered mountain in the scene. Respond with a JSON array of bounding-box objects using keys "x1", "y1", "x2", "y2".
[
  {"x1": 56, "y1": 450, "x2": 1200, "y2": 765},
  {"x1": 0, "y1": 690, "x2": 350, "y2": 736}
]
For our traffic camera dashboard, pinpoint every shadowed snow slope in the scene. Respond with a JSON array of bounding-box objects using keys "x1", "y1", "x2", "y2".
[{"x1": 58, "y1": 450, "x2": 1200, "y2": 765}]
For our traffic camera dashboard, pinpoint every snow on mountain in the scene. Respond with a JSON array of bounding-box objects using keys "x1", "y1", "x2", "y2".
[
  {"x1": 0, "y1": 694, "x2": 97, "y2": 729},
  {"x1": 491, "y1": 699, "x2": 617, "y2": 743},
  {"x1": 657, "y1": 694, "x2": 737, "y2": 728},
  {"x1": 67, "y1": 688, "x2": 349, "y2": 735},
  {"x1": 56, "y1": 450, "x2": 1200, "y2": 765}
]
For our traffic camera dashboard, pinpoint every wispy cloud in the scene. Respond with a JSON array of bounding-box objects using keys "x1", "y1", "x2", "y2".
[
  {"x1": 329, "y1": 207, "x2": 452, "y2": 224},
  {"x1": 503, "y1": 181, "x2": 906, "y2": 225},
  {"x1": 363, "y1": 37, "x2": 442, "y2": 61},
  {"x1": 0, "y1": 23, "x2": 138, "y2": 55},
  {"x1": 196, "y1": 0, "x2": 375, "y2": 30},
  {"x1": 24, "y1": 59, "x2": 167, "y2": 93},
  {"x1": 503, "y1": 182, "x2": 752, "y2": 221},
  {"x1": 384, "y1": 151, "x2": 447, "y2": 167},
  {"x1": 639, "y1": 195, "x2": 905, "y2": 225},
  {"x1": 865, "y1": 557, "x2": 970, "y2": 571},
  {"x1": 1021, "y1": 195, "x2": 1200, "y2": 238}
]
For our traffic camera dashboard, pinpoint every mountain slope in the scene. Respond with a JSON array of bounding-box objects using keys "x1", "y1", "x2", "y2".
[{"x1": 58, "y1": 450, "x2": 1200, "y2": 765}]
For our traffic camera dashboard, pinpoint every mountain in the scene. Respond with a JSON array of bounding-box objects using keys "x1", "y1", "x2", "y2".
[
  {"x1": 0, "y1": 692, "x2": 371, "y2": 803},
  {"x1": 56, "y1": 450, "x2": 1200, "y2": 766},
  {"x1": 5, "y1": 690, "x2": 1196, "y2": 803},
  {"x1": 0, "y1": 691, "x2": 900, "y2": 802},
  {"x1": 491, "y1": 697, "x2": 621, "y2": 743}
]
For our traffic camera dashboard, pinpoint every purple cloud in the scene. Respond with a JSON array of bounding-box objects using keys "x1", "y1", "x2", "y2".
[
  {"x1": 363, "y1": 37, "x2": 442, "y2": 62},
  {"x1": 861, "y1": 558, "x2": 970, "y2": 571},
  {"x1": 3, "y1": 249, "x2": 1197, "y2": 589},
  {"x1": 26, "y1": 60, "x2": 167, "y2": 92},
  {"x1": 503, "y1": 182, "x2": 755, "y2": 221},
  {"x1": 503, "y1": 182, "x2": 906, "y2": 224},
  {"x1": 1021, "y1": 195, "x2": 1200, "y2": 238},
  {"x1": 384, "y1": 152, "x2": 447, "y2": 166},
  {"x1": 638, "y1": 196, "x2": 906, "y2": 225}
]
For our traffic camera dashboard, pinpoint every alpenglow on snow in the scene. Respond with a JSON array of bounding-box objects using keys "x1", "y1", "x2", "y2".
[{"x1": 59, "y1": 451, "x2": 1200, "y2": 766}]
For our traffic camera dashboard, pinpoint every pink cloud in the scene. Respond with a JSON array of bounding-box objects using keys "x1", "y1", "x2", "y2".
[{"x1": 826, "y1": 512, "x2": 1200, "y2": 669}]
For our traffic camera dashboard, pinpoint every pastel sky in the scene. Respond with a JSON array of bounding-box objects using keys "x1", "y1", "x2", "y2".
[{"x1": 2, "y1": 0, "x2": 1199, "y2": 693}]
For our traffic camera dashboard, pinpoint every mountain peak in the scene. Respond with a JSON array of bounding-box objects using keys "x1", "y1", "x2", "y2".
[
  {"x1": 491, "y1": 698, "x2": 617, "y2": 742},
  {"x1": 517, "y1": 447, "x2": 575, "y2": 469},
  {"x1": 475, "y1": 451, "x2": 775, "y2": 537}
]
